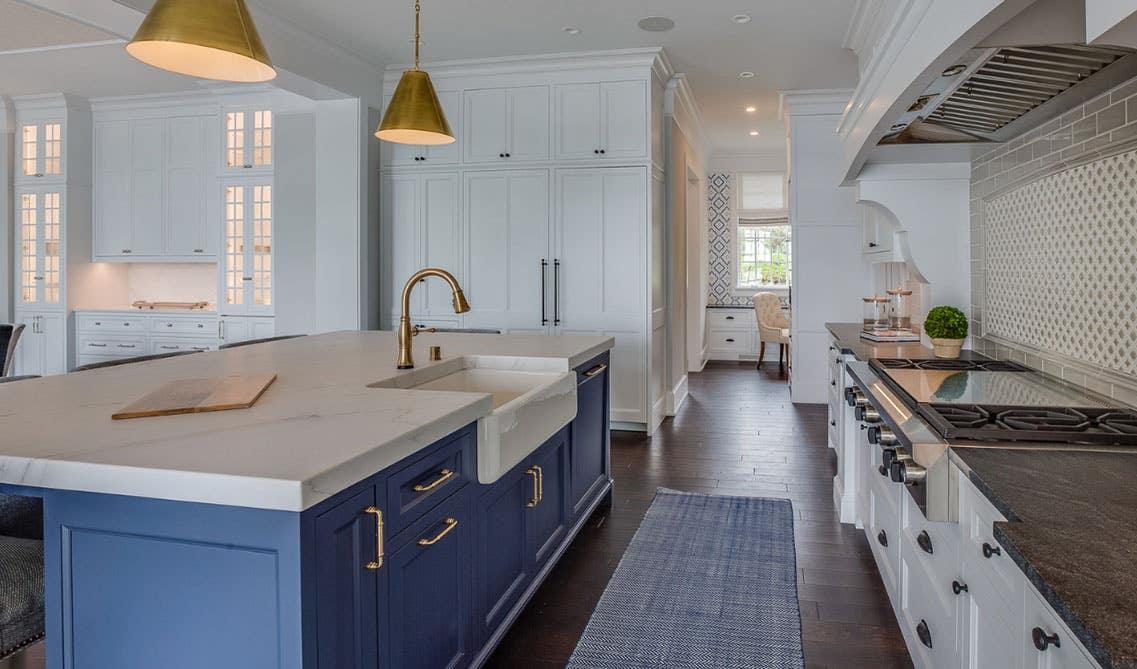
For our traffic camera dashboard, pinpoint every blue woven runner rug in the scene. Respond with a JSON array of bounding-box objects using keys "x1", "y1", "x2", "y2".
[{"x1": 567, "y1": 489, "x2": 804, "y2": 669}]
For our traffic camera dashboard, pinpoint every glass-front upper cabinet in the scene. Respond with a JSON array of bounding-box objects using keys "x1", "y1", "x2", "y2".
[
  {"x1": 18, "y1": 120, "x2": 64, "y2": 183},
  {"x1": 222, "y1": 106, "x2": 272, "y2": 173},
  {"x1": 219, "y1": 180, "x2": 273, "y2": 316},
  {"x1": 16, "y1": 189, "x2": 64, "y2": 309}
]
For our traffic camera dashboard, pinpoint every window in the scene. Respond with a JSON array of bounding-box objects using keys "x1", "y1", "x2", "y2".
[{"x1": 738, "y1": 221, "x2": 791, "y2": 288}]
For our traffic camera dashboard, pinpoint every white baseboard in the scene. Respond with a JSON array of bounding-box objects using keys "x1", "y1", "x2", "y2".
[
  {"x1": 833, "y1": 475, "x2": 857, "y2": 525},
  {"x1": 665, "y1": 374, "x2": 688, "y2": 415}
]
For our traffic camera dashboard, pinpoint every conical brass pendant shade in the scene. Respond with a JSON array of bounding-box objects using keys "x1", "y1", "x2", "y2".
[
  {"x1": 376, "y1": 70, "x2": 454, "y2": 145},
  {"x1": 375, "y1": 0, "x2": 454, "y2": 145},
  {"x1": 126, "y1": 0, "x2": 275, "y2": 83}
]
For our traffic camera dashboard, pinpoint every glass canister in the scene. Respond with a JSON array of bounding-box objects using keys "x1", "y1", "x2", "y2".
[
  {"x1": 862, "y1": 297, "x2": 890, "y2": 331},
  {"x1": 887, "y1": 288, "x2": 913, "y2": 330}
]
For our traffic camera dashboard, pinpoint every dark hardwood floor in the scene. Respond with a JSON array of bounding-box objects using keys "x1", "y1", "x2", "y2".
[{"x1": 486, "y1": 361, "x2": 913, "y2": 669}]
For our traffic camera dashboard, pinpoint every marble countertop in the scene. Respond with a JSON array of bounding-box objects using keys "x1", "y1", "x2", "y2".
[
  {"x1": 825, "y1": 322, "x2": 987, "y2": 362},
  {"x1": 0, "y1": 331, "x2": 613, "y2": 512},
  {"x1": 952, "y1": 448, "x2": 1137, "y2": 669}
]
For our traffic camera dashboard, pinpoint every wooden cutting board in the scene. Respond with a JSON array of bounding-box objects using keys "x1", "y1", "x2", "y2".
[{"x1": 112, "y1": 374, "x2": 277, "y2": 420}]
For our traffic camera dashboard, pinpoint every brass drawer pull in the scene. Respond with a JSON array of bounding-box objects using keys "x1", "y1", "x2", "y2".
[
  {"x1": 418, "y1": 517, "x2": 458, "y2": 546},
  {"x1": 364, "y1": 506, "x2": 384, "y2": 570},
  {"x1": 584, "y1": 363, "x2": 608, "y2": 377},
  {"x1": 534, "y1": 465, "x2": 543, "y2": 503},
  {"x1": 526, "y1": 467, "x2": 540, "y2": 507},
  {"x1": 412, "y1": 468, "x2": 455, "y2": 492}
]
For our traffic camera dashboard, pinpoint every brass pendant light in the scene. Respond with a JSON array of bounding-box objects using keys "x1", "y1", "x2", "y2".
[
  {"x1": 126, "y1": 0, "x2": 276, "y2": 83},
  {"x1": 375, "y1": 0, "x2": 454, "y2": 145}
]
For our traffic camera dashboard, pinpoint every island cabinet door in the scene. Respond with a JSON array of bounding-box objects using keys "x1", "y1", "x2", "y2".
[
  {"x1": 527, "y1": 427, "x2": 568, "y2": 570},
  {"x1": 475, "y1": 463, "x2": 532, "y2": 644},
  {"x1": 386, "y1": 488, "x2": 474, "y2": 669},
  {"x1": 312, "y1": 486, "x2": 381, "y2": 669},
  {"x1": 569, "y1": 354, "x2": 610, "y2": 518}
]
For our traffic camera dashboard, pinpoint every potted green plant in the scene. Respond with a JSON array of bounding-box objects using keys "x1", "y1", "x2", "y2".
[{"x1": 923, "y1": 306, "x2": 968, "y2": 359}]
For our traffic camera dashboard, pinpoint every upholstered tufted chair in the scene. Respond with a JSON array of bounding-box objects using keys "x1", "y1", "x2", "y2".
[{"x1": 752, "y1": 292, "x2": 791, "y2": 370}]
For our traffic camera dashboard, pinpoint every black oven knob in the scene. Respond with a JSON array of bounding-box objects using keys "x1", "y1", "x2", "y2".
[
  {"x1": 844, "y1": 387, "x2": 866, "y2": 407},
  {"x1": 868, "y1": 425, "x2": 895, "y2": 445},
  {"x1": 855, "y1": 405, "x2": 880, "y2": 423},
  {"x1": 867, "y1": 426, "x2": 881, "y2": 444},
  {"x1": 881, "y1": 448, "x2": 897, "y2": 469},
  {"x1": 890, "y1": 459, "x2": 927, "y2": 485}
]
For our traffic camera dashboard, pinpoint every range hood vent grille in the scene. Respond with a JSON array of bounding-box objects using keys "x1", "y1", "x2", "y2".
[{"x1": 928, "y1": 45, "x2": 1132, "y2": 134}]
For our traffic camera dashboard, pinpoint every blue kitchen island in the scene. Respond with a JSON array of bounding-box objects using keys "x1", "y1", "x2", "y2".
[{"x1": 0, "y1": 331, "x2": 613, "y2": 669}]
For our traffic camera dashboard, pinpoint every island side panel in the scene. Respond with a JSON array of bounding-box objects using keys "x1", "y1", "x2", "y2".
[{"x1": 41, "y1": 489, "x2": 302, "y2": 669}]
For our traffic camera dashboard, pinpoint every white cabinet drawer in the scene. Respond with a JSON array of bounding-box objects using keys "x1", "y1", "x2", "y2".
[
  {"x1": 707, "y1": 310, "x2": 750, "y2": 329},
  {"x1": 900, "y1": 548, "x2": 957, "y2": 669},
  {"x1": 708, "y1": 329, "x2": 751, "y2": 353},
  {"x1": 868, "y1": 480, "x2": 902, "y2": 604},
  {"x1": 961, "y1": 478, "x2": 1023, "y2": 613},
  {"x1": 149, "y1": 316, "x2": 216, "y2": 335},
  {"x1": 77, "y1": 335, "x2": 146, "y2": 357},
  {"x1": 902, "y1": 490, "x2": 962, "y2": 615},
  {"x1": 77, "y1": 314, "x2": 147, "y2": 333},
  {"x1": 150, "y1": 338, "x2": 216, "y2": 354},
  {"x1": 1023, "y1": 585, "x2": 1099, "y2": 669}
]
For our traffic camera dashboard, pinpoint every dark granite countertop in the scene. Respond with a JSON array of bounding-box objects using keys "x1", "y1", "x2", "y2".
[
  {"x1": 824, "y1": 322, "x2": 988, "y2": 362},
  {"x1": 951, "y1": 449, "x2": 1137, "y2": 669}
]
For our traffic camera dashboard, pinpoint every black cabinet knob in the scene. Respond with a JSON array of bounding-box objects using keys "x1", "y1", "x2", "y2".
[
  {"x1": 916, "y1": 620, "x2": 933, "y2": 649},
  {"x1": 869, "y1": 242, "x2": 878, "y2": 248},
  {"x1": 725, "y1": 315, "x2": 734, "y2": 320},
  {"x1": 952, "y1": 580, "x2": 968, "y2": 595},
  {"x1": 725, "y1": 338, "x2": 735, "y2": 343},
  {"x1": 594, "y1": 149, "x2": 600, "y2": 154},
  {"x1": 599, "y1": 149, "x2": 606, "y2": 154},
  {"x1": 916, "y1": 530, "x2": 933, "y2": 555},
  {"x1": 982, "y1": 542, "x2": 1001, "y2": 559},
  {"x1": 831, "y1": 380, "x2": 837, "y2": 386},
  {"x1": 505, "y1": 152, "x2": 511, "y2": 157},
  {"x1": 877, "y1": 530, "x2": 888, "y2": 547},
  {"x1": 499, "y1": 153, "x2": 505, "y2": 158},
  {"x1": 830, "y1": 420, "x2": 836, "y2": 427},
  {"x1": 1032, "y1": 627, "x2": 1060, "y2": 651}
]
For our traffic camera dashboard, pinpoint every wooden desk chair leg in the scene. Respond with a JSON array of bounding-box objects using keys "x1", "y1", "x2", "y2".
[
  {"x1": 778, "y1": 343, "x2": 785, "y2": 369},
  {"x1": 758, "y1": 341, "x2": 766, "y2": 368}
]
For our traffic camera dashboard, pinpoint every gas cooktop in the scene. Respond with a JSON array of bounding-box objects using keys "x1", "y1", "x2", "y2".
[{"x1": 869, "y1": 358, "x2": 1137, "y2": 446}]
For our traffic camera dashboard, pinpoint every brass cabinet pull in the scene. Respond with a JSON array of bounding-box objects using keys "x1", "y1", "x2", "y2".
[
  {"x1": 417, "y1": 517, "x2": 458, "y2": 546},
  {"x1": 412, "y1": 468, "x2": 454, "y2": 492},
  {"x1": 364, "y1": 506, "x2": 384, "y2": 570},
  {"x1": 534, "y1": 465, "x2": 543, "y2": 503},
  {"x1": 584, "y1": 363, "x2": 608, "y2": 377},
  {"x1": 526, "y1": 467, "x2": 540, "y2": 507}
]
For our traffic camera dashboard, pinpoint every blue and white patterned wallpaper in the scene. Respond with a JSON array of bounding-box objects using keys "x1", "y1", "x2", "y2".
[{"x1": 707, "y1": 173, "x2": 752, "y2": 306}]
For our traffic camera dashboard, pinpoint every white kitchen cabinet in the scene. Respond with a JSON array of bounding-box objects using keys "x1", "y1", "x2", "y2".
[
  {"x1": 554, "y1": 81, "x2": 646, "y2": 161},
  {"x1": 463, "y1": 86, "x2": 550, "y2": 163},
  {"x1": 384, "y1": 90, "x2": 461, "y2": 167},
  {"x1": 16, "y1": 117, "x2": 65, "y2": 184},
  {"x1": 219, "y1": 180, "x2": 274, "y2": 317},
  {"x1": 862, "y1": 206, "x2": 894, "y2": 255},
  {"x1": 382, "y1": 172, "x2": 461, "y2": 321},
  {"x1": 165, "y1": 116, "x2": 218, "y2": 258},
  {"x1": 94, "y1": 114, "x2": 217, "y2": 262},
  {"x1": 462, "y1": 169, "x2": 550, "y2": 334},
  {"x1": 1023, "y1": 585, "x2": 1098, "y2": 669},
  {"x1": 555, "y1": 167, "x2": 647, "y2": 424},
  {"x1": 222, "y1": 105, "x2": 272, "y2": 174},
  {"x1": 75, "y1": 311, "x2": 220, "y2": 366},
  {"x1": 12, "y1": 311, "x2": 66, "y2": 376},
  {"x1": 14, "y1": 189, "x2": 65, "y2": 311},
  {"x1": 219, "y1": 315, "x2": 275, "y2": 346}
]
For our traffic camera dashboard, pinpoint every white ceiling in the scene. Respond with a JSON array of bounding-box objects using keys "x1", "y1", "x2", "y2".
[
  {"x1": 0, "y1": 0, "x2": 114, "y2": 49},
  {"x1": 253, "y1": 0, "x2": 860, "y2": 155}
]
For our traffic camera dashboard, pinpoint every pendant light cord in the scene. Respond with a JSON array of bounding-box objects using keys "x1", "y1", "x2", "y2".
[{"x1": 413, "y1": 0, "x2": 421, "y2": 70}]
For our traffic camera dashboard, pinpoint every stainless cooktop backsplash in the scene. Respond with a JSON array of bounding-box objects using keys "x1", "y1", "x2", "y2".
[{"x1": 970, "y1": 74, "x2": 1137, "y2": 408}]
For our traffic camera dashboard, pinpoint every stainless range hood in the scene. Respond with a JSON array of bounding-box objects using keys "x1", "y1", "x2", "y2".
[{"x1": 881, "y1": 43, "x2": 1137, "y2": 145}]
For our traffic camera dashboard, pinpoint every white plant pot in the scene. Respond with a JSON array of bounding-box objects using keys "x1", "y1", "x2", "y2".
[{"x1": 931, "y1": 337, "x2": 965, "y2": 359}]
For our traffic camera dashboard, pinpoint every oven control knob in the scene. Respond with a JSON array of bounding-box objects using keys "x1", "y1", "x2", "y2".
[
  {"x1": 867, "y1": 425, "x2": 896, "y2": 445},
  {"x1": 844, "y1": 387, "x2": 866, "y2": 407},
  {"x1": 855, "y1": 405, "x2": 881, "y2": 423},
  {"x1": 890, "y1": 459, "x2": 927, "y2": 485},
  {"x1": 881, "y1": 448, "x2": 897, "y2": 469}
]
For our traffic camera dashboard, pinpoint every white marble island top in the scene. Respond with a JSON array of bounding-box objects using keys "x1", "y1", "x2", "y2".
[{"x1": 0, "y1": 331, "x2": 614, "y2": 511}]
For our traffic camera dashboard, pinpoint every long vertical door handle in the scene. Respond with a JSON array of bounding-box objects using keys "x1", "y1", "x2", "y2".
[
  {"x1": 553, "y1": 259, "x2": 561, "y2": 326},
  {"x1": 540, "y1": 259, "x2": 548, "y2": 326}
]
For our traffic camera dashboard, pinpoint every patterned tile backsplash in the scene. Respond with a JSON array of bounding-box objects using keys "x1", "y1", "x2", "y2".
[
  {"x1": 706, "y1": 172, "x2": 788, "y2": 308},
  {"x1": 971, "y1": 74, "x2": 1137, "y2": 406}
]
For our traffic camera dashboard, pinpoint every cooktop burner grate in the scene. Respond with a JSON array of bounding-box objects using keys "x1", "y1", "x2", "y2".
[
  {"x1": 873, "y1": 358, "x2": 1030, "y2": 372},
  {"x1": 920, "y1": 403, "x2": 1137, "y2": 445}
]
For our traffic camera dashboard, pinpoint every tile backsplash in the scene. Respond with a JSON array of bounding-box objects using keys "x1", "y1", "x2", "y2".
[{"x1": 970, "y1": 74, "x2": 1137, "y2": 406}]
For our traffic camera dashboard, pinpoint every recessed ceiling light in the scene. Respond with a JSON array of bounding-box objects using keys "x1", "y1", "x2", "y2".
[
  {"x1": 638, "y1": 16, "x2": 675, "y2": 32},
  {"x1": 739, "y1": 71, "x2": 755, "y2": 79},
  {"x1": 563, "y1": 26, "x2": 581, "y2": 35},
  {"x1": 749, "y1": 130, "x2": 759, "y2": 136},
  {"x1": 745, "y1": 106, "x2": 756, "y2": 113},
  {"x1": 732, "y1": 14, "x2": 752, "y2": 24}
]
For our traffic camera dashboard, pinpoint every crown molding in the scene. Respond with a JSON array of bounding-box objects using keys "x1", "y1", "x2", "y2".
[
  {"x1": 779, "y1": 89, "x2": 854, "y2": 118},
  {"x1": 9, "y1": 92, "x2": 89, "y2": 113},
  {"x1": 383, "y1": 48, "x2": 665, "y2": 79},
  {"x1": 665, "y1": 73, "x2": 709, "y2": 159},
  {"x1": 842, "y1": 0, "x2": 878, "y2": 53}
]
